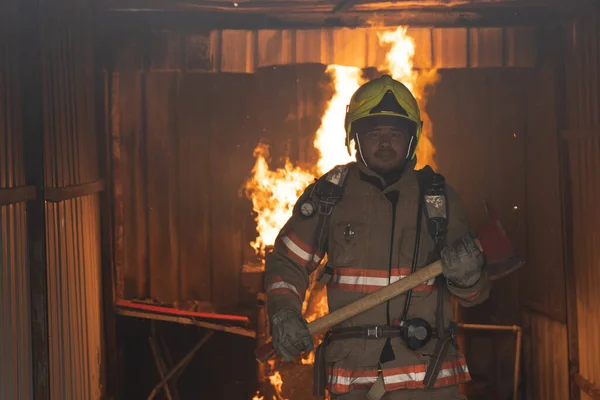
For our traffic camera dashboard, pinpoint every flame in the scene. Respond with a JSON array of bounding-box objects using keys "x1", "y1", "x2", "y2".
[
  {"x1": 247, "y1": 26, "x2": 439, "y2": 400},
  {"x1": 269, "y1": 371, "x2": 285, "y2": 394},
  {"x1": 244, "y1": 66, "x2": 362, "y2": 260},
  {"x1": 244, "y1": 144, "x2": 316, "y2": 257},
  {"x1": 314, "y1": 65, "x2": 363, "y2": 173},
  {"x1": 300, "y1": 275, "x2": 330, "y2": 365}
]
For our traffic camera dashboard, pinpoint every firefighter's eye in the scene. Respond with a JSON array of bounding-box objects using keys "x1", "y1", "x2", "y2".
[{"x1": 364, "y1": 131, "x2": 381, "y2": 139}]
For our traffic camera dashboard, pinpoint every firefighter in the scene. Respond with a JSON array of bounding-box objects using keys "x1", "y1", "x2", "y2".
[{"x1": 264, "y1": 75, "x2": 491, "y2": 400}]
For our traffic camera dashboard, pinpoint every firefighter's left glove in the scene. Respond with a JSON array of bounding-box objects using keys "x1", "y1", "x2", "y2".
[
  {"x1": 270, "y1": 309, "x2": 314, "y2": 361},
  {"x1": 441, "y1": 234, "x2": 484, "y2": 288}
]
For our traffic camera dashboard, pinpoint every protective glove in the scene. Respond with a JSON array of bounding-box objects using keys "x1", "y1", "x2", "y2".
[
  {"x1": 441, "y1": 234, "x2": 484, "y2": 288},
  {"x1": 270, "y1": 309, "x2": 314, "y2": 361}
]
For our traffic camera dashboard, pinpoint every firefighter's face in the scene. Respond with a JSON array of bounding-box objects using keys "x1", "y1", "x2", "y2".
[{"x1": 356, "y1": 124, "x2": 411, "y2": 173}]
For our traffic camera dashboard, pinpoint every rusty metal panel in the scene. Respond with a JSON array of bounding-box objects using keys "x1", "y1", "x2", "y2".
[
  {"x1": 407, "y1": 27, "x2": 433, "y2": 69},
  {"x1": 42, "y1": 25, "x2": 99, "y2": 188},
  {"x1": 149, "y1": 30, "x2": 182, "y2": 71},
  {"x1": 523, "y1": 65, "x2": 566, "y2": 321},
  {"x1": 0, "y1": 204, "x2": 33, "y2": 400},
  {"x1": 433, "y1": 28, "x2": 468, "y2": 68},
  {"x1": 563, "y1": 5, "x2": 600, "y2": 397},
  {"x1": 365, "y1": 28, "x2": 387, "y2": 69},
  {"x1": 469, "y1": 27, "x2": 503, "y2": 67},
  {"x1": 45, "y1": 196, "x2": 103, "y2": 400},
  {"x1": 523, "y1": 310, "x2": 570, "y2": 400},
  {"x1": 566, "y1": 133, "x2": 600, "y2": 398},
  {"x1": 257, "y1": 29, "x2": 295, "y2": 67},
  {"x1": 144, "y1": 71, "x2": 180, "y2": 303},
  {"x1": 0, "y1": 13, "x2": 25, "y2": 192},
  {"x1": 204, "y1": 27, "x2": 536, "y2": 71},
  {"x1": 566, "y1": 10, "x2": 600, "y2": 129},
  {"x1": 296, "y1": 29, "x2": 325, "y2": 64},
  {"x1": 113, "y1": 65, "x2": 329, "y2": 310},
  {"x1": 41, "y1": 16, "x2": 103, "y2": 399},
  {"x1": 218, "y1": 30, "x2": 256, "y2": 73},
  {"x1": 0, "y1": 2, "x2": 34, "y2": 397},
  {"x1": 505, "y1": 27, "x2": 536, "y2": 68},
  {"x1": 185, "y1": 33, "x2": 212, "y2": 71},
  {"x1": 331, "y1": 28, "x2": 368, "y2": 67}
]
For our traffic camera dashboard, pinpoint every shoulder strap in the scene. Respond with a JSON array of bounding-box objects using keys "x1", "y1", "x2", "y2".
[
  {"x1": 416, "y1": 165, "x2": 449, "y2": 254},
  {"x1": 309, "y1": 165, "x2": 349, "y2": 283},
  {"x1": 311, "y1": 164, "x2": 349, "y2": 215}
]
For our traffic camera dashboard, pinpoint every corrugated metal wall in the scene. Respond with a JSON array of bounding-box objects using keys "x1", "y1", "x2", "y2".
[
  {"x1": 427, "y1": 68, "x2": 529, "y2": 397},
  {"x1": 0, "y1": 0, "x2": 34, "y2": 398},
  {"x1": 523, "y1": 311, "x2": 570, "y2": 400},
  {"x1": 563, "y1": 4, "x2": 600, "y2": 398},
  {"x1": 518, "y1": 52, "x2": 571, "y2": 399},
  {"x1": 144, "y1": 26, "x2": 537, "y2": 73},
  {"x1": 41, "y1": 13, "x2": 104, "y2": 400},
  {"x1": 111, "y1": 62, "x2": 328, "y2": 309},
  {"x1": 215, "y1": 27, "x2": 536, "y2": 71}
]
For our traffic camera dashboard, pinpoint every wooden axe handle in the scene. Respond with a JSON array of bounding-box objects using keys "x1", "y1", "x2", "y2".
[{"x1": 255, "y1": 260, "x2": 443, "y2": 362}]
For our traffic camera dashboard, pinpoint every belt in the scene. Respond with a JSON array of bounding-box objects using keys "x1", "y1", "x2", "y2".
[
  {"x1": 329, "y1": 324, "x2": 442, "y2": 341},
  {"x1": 313, "y1": 323, "x2": 457, "y2": 396}
]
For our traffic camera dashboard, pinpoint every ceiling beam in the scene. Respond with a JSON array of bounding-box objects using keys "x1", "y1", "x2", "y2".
[
  {"x1": 332, "y1": 0, "x2": 362, "y2": 13},
  {"x1": 98, "y1": 5, "x2": 561, "y2": 31},
  {"x1": 103, "y1": 0, "x2": 568, "y2": 13}
]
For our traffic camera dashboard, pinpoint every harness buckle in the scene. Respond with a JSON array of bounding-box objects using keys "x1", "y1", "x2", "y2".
[
  {"x1": 367, "y1": 325, "x2": 383, "y2": 339},
  {"x1": 318, "y1": 198, "x2": 338, "y2": 215},
  {"x1": 449, "y1": 321, "x2": 459, "y2": 350}
]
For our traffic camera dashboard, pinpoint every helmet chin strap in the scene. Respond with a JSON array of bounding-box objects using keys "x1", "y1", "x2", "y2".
[
  {"x1": 355, "y1": 136, "x2": 369, "y2": 168},
  {"x1": 406, "y1": 136, "x2": 415, "y2": 159},
  {"x1": 356, "y1": 135, "x2": 416, "y2": 169}
]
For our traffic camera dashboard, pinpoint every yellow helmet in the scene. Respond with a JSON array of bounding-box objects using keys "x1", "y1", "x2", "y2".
[{"x1": 344, "y1": 75, "x2": 422, "y2": 159}]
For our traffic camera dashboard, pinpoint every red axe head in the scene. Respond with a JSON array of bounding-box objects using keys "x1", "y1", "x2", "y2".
[{"x1": 475, "y1": 202, "x2": 525, "y2": 280}]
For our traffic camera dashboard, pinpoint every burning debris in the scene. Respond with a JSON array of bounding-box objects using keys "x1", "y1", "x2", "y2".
[{"x1": 245, "y1": 26, "x2": 440, "y2": 399}]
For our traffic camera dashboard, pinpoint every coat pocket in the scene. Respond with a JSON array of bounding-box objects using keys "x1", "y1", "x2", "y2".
[
  {"x1": 324, "y1": 338, "x2": 384, "y2": 395},
  {"x1": 330, "y1": 221, "x2": 366, "y2": 267}
]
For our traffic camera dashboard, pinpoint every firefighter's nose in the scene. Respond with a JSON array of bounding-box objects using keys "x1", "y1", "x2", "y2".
[
  {"x1": 378, "y1": 132, "x2": 393, "y2": 147},
  {"x1": 379, "y1": 140, "x2": 392, "y2": 148}
]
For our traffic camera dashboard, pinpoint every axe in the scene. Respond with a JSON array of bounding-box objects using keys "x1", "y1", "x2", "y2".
[{"x1": 255, "y1": 202, "x2": 524, "y2": 362}]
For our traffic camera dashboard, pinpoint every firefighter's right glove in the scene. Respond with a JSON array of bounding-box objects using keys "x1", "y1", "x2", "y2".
[
  {"x1": 441, "y1": 234, "x2": 484, "y2": 288},
  {"x1": 270, "y1": 309, "x2": 314, "y2": 361}
]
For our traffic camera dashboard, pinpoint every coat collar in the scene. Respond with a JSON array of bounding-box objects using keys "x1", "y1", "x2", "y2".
[{"x1": 354, "y1": 159, "x2": 419, "y2": 194}]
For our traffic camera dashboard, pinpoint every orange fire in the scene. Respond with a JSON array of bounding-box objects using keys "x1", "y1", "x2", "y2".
[
  {"x1": 314, "y1": 65, "x2": 363, "y2": 173},
  {"x1": 269, "y1": 370, "x2": 285, "y2": 396},
  {"x1": 244, "y1": 143, "x2": 316, "y2": 258},
  {"x1": 246, "y1": 26, "x2": 439, "y2": 399}
]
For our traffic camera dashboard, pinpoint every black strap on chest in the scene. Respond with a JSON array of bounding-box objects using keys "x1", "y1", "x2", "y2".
[
  {"x1": 416, "y1": 165, "x2": 449, "y2": 254},
  {"x1": 399, "y1": 166, "x2": 449, "y2": 320},
  {"x1": 309, "y1": 165, "x2": 348, "y2": 272},
  {"x1": 416, "y1": 166, "x2": 455, "y2": 389}
]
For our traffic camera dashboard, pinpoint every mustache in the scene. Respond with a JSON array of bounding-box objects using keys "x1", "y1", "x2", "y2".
[{"x1": 375, "y1": 148, "x2": 397, "y2": 156}]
